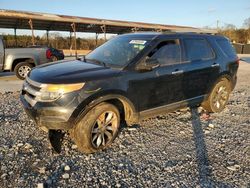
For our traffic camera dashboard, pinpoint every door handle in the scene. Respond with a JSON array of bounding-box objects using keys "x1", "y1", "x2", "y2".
[
  {"x1": 172, "y1": 70, "x2": 184, "y2": 75},
  {"x1": 211, "y1": 63, "x2": 219, "y2": 67}
]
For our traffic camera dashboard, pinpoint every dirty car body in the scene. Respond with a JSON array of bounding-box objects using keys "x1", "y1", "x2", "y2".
[{"x1": 20, "y1": 33, "x2": 239, "y2": 153}]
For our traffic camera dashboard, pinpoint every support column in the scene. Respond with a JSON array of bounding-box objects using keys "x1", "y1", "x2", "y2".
[
  {"x1": 95, "y1": 33, "x2": 99, "y2": 48},
  {"x1": 101, "y1": 25, "x2": 106, "y2": 41},
  {"x1": 69, "y1": 31, "x2": 72, "y2": 56},
  {"x1": 46, "y1": 30, "x2": 49, "y2": 46},
  {"x1": 71, "y1": 23, "x2": 77, "y2": 59},
  {"x1": 14, "y1": 28, "x2": 17, "y2": 47},
  {"x1": 28, "y1": 19, "x2": 35, "y2": 46}
]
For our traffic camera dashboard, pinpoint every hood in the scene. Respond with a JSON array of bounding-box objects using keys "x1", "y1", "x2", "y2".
[{"x1": 28, "y1": 60, "x2": 121, "y2": 84}]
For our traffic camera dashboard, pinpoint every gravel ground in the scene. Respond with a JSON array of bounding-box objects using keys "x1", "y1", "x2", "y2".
[{"x1": 0, "y1": 63, "x2": 249, "y2": 188}]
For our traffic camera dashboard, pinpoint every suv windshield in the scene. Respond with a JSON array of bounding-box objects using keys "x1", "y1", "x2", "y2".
[{"x1": 86, "y1": 36, "x2": 150, "y2": 68}]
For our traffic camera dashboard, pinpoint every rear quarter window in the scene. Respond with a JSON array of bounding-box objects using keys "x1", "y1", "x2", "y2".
[
  {"x1": 216, "y1": 39, "x2": 237, "y2": 58},
  {"x1": 184, "y1": 38, "x2": 214, "y2": 61}
]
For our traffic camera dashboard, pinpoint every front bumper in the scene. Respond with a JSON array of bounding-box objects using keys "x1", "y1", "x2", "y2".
[
  {"x1": 19, "y1": 76, "x2": 81, "y2": 130},
  {"x1": 20, "y1": 94, "x2": 75, "y2": 130}
]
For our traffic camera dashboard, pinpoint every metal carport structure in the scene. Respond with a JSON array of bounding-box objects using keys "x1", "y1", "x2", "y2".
[{"x1": 0, "y1": 9, "x2": 217, "y2": 57}]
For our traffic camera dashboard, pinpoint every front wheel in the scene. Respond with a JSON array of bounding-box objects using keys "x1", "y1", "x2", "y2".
[
  {"x1": 202, "y1": 78, "x2": 231, "y2": 113},
  {"x1": 14, "y1": 62, "x2": 33, "y2": 80},
  {"x1": 70, "y1": 102, "x2": 120, "y2": 154}
]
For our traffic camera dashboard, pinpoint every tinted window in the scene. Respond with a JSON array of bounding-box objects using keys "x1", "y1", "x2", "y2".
[
  {"x1": 149, "y1": 40, "x2": 181, "y2": 65},
  {"x1": 216, "y1": 39, "x2": 237, "y2": 58},
  {"x1": 184, "y1": 38, "x2": 214, "y2": 61}
]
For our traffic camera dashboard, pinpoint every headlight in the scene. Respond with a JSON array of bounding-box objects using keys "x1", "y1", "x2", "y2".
[{"x1": 38, "y1": 83, "x2": 85, "y2": 102}]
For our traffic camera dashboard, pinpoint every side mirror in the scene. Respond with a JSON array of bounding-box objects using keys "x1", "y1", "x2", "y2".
[{"x1": 136, "y1": 57, "x2": 160, "y2": 71}]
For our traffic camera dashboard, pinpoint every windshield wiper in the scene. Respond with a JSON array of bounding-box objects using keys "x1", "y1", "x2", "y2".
[{"x1": 85, "y1": 58, "x2": 106, "y2": 67}]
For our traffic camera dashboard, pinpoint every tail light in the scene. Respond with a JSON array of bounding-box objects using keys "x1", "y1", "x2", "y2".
[{"x1": 46, "y1": 49, "x2": 52, "y2": 59}]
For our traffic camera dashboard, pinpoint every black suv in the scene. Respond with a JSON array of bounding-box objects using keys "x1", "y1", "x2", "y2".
[{"x1": 20, "y1": 32, "x2": 239, "y2": 154}]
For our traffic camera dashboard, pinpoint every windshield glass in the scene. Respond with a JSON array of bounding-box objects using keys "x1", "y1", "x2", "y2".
[{"x1": 86, "y1": 36, "x2": 149, "y2": 68}]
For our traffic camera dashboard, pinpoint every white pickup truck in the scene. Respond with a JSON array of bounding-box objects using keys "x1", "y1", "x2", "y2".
[{"x1": 0, "y1": 36, "x2": 64, "y2": 79}]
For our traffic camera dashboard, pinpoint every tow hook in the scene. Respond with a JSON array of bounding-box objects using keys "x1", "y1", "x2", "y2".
[{"x1": 48, "y1": 130, "x2": 65, "y2": 153}]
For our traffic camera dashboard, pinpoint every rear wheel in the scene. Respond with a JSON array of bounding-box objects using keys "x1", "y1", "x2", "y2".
[
  {"x1": 70, "y1": 102, "x2": 120, "y2": 154},
  {"x1": 202, "y1": 78, "x2": 231, "y2": 113},
  {"x1": 14, "y1": 62, "x2": 33, "y2": 80}
]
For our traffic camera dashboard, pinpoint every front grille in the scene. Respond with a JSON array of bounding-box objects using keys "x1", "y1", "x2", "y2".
[{"x1": 22, "y1": 77, "x2": 44, "y2": 107}]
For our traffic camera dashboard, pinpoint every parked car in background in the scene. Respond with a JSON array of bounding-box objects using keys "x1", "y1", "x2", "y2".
[
  {"x1": 20, "y1": 32, "x2": 239, "y2": 154},
  {"x1": 46, "y1": 47, "x2": 64, "y2": 62},
  {"x1": 27, "y1": 45, "x2": 65, "y2": 62},
  {"x1": 0, "y1": 37, "x2": 64, "y2": 79}
]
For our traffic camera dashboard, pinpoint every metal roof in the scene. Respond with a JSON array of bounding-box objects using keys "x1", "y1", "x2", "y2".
[{"x1": 0, "y1": 9, "x2": 217, "y2": 34}]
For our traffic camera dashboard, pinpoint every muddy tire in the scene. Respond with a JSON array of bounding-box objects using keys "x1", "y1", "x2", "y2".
[
  {"x1": 14, "y1": 62, "x2": 33, "y2": 80},
  {"x1": 70, "y1": 102, "x2": 120, "y2": 154},
  {"x1": 202, "y1": 78, "x2": 231, "y2": 113}
]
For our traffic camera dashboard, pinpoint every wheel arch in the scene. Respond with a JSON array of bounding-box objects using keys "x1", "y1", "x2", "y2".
[
  {"x1": 202, "y1": 72, "x2": 232, "y2": 113},
  {"x1": 71, "y1": 93, "x2": 139, "y2": 127},
  {"x1": 216, "y1": 72, "x2": 234, "y2": 91},
  {"x1": 12, "y1": 58, "x2": 35, "y2": 71},
  {"x1": 204, "y1": 72, "x2": 233, "y2": 103}
]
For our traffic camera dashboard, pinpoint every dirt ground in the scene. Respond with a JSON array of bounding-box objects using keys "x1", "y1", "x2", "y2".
[{"x1": 237, "y1": 56, "x2": 250, "y2": 86}]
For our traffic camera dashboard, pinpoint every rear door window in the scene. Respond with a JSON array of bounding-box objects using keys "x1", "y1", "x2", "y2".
[
  {"x1": 148, "y1": 39, "x2": 181, "y2": 66},
  {"x1": 216, "y1": 39, "x2": 237, "y2": 58},
  {"x1": 184, "y1": 38, "x2": 214, "y2": 61}
]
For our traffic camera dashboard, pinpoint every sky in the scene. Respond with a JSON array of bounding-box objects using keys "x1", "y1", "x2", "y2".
[{"x1": 0, "y1": 0, "x2": 249, "y2": 37}]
